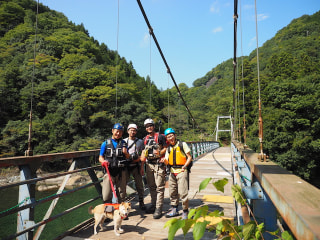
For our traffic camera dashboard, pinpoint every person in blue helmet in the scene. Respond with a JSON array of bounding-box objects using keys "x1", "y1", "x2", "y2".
[
  {"x1": 99, "y1": 123, "x2": 130, "y2": 203},
  {"x1": 163, "y1": 128, "x2": 193, "y2": 220}
]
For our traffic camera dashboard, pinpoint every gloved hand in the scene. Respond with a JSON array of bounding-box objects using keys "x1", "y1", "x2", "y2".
[{"x1": 101, "y1": 161, "x2": 109, "y2": 169}]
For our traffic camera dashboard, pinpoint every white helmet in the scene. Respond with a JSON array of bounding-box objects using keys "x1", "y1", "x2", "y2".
[
  {"x1": 127, "y1": 123, "x2": 138, "y2": 130},
  {"x1": 144, "y1": 118, "x2": 154, "y2": 126}
]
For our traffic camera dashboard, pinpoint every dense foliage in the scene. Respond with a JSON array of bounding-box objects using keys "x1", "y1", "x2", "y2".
[{"x1": 0, "y1": 1, "x2": 319, "y2": 185}]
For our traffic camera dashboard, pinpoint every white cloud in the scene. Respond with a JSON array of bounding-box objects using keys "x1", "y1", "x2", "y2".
[
  {"x1": 140, "y1": 33, "x2": 150, "y2": 48},
  {"x1": 210, "y1": 0, "x2": 220, "y2": 14},
  {"x1": 257, "y1": 13, "x2": 269, "y2": 21},
  {"x1": 213, "y1": 26, "x2": 223, "y2": 33}
]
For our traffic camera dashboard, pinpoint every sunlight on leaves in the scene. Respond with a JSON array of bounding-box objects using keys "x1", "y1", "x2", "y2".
[
  {"x1": 213, "y1": 178, "x2": 228, "y2": 193},
  {"x1": 167, "y1": 219, "x2": 185, "y2": 240},
  {"x1": 232, "y1": 185, "x2": 246, "y2": 205},
  {"x1": 281, "y1": 231, "x2": 294, "y2": 240},
  {"x1": 193, "y1": 221, "x2": 210, "y2": 240},
  {"x1": 182, "y1": 219, "x2": 195, "y2": 236},
  {"x1": 243, "y1": 221, "x2": 256, "y2": 240},
  {"x1": 199, "y1": 177, "x2": 212, "y2": 192}
]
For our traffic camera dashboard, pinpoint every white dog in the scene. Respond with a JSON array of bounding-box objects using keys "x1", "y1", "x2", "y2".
[{"x1": 88, "y1": 202, "x2": 131, "y2": 236}]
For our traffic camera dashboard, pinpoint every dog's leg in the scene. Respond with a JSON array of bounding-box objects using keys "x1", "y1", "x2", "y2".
[
  {"x1": 114, "y1": 223, "x2": 120, "y2": 237},
  {"x1": 100, "y1": 216, "x2": 107, "y2": 231},
  {"x1": 94, "y1": 214, "x2": 105, "y2": 235},
  {"x1": 94, "y1": 221, "x2": 98, "y2": 235},
  {"x1": 118, "y1": 219, "x2": 124, "y2": 233}
]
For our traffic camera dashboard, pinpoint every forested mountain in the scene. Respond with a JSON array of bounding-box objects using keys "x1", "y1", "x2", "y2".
[
  {"x1": 1, "y1": 0, "x2": 320, "y2": 185},
  {"x1": 190, "y1": 11, "x2": 320, "y2": 183}
]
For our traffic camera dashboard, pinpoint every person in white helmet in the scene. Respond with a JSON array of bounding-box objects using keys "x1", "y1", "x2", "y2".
[
  {"x1": 123, "y1": 123, "x2": 146, "y2": 210},
  {"x1": 140, "y1": 118, "x2": 167, "y2": 219}
]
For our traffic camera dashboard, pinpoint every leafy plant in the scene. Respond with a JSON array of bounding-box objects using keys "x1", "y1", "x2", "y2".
[{"x1": 165, "y1": 178, "x2": 294, "y2": 240}]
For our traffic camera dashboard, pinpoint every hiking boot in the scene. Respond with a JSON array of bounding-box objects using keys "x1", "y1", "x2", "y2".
[
  {"x1": 139, "y1": 201, "x2": 146, "y2": 210},
  {"x1": 182, "y1": 210, "x2": 189, "y2": 220},
  {"x1": 145, "y1": 204, "x2": 156, "y2": 214},
  {"x1": 153, "y1": 208, "x2": 162, "y2": 219},
  {"x1": 166, "y1": 207, "x2": 179, "y2": 218}
]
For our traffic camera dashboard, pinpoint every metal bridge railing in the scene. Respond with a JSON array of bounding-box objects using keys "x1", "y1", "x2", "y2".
[
  {"x1": 0, "y1": 151, "x2": 102, "y2": 240},
  {"x1": 0, "y1": 141, "x2": 217, "y2": 240},
  {"x1": 232, "y1": 140, "x2": 320, "y2": 240},
  {"x1": 187, "y1": 141, "x2": 220, "y2": 160}
]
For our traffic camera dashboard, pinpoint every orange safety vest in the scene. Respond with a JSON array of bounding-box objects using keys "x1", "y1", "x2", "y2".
[{"x1": 168, "y1": 141, "x2": 187, "y2": 166}]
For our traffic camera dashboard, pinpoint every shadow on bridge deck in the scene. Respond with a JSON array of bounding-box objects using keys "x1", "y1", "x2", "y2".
[{"x1": 63, "y1": 147, "x2": 235, "y2": 240}]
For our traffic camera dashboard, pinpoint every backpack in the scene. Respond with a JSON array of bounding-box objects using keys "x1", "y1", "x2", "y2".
[{"x1": 144, "y1": 132, "x2": 164, "y2": 146}]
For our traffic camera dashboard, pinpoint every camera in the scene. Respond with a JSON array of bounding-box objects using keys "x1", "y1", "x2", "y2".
[
  {"x1": 148, "y1": 147, "x2": 155, "y2": 158},
  {"x1": 130, "y1": 152, "x2": 139, "y2": 161}
]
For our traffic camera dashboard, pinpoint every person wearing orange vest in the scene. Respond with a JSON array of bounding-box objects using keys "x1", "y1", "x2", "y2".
[
  {"x1": 163, "y1": 128, "x2": 192, "y2": 220},
  {"x1": 140, "y1": 118, "x2": 167, "y2": 219}
]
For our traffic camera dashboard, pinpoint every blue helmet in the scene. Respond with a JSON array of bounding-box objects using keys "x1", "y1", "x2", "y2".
[
  {"x1": 164, "y1": 128, "x2": 176, "y2": 136},
  {"x1": 113, "y1": 123, "x2": 124, "y2": 130}
]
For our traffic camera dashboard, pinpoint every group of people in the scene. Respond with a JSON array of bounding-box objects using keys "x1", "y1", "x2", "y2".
[{"x1": 98, "y1": 118, "x2": 193, "y2": 220}]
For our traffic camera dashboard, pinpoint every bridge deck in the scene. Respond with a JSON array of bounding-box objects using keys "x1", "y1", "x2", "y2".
[{"x1": 63, "y1": 147, "x2": 235, "y2": 240}]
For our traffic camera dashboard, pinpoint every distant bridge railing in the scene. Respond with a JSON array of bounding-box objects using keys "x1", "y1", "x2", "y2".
[
  {"x1": 232, "y1": 140, "x2": 320, "y2": 240},
  {"x1": 0, "y1": 140, "x2": 218, "y2": 240}
]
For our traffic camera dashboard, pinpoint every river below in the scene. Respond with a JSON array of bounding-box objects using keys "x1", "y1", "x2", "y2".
[{"x1": 0, "y1": 185, "x2": 101, "y2": 240}]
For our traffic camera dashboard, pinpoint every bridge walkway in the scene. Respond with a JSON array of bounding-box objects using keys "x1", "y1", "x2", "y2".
[{"x1": 63, "y1": 147, "x2": 235, "y2": 240}]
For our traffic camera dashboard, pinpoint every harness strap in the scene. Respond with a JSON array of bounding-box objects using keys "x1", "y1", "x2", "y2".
[
  {"x1": 173, "y1": 148, "x2": 177, "y2": 166},
  {"x1": 104, "y1": 203, "x2": 120, "y2": 210},
  {"x1": 127, "y1": 138, "x2": 138, "y2": 150},
  {"x1": 144, "y1": 132, "x2": 159, "y2": 145}
]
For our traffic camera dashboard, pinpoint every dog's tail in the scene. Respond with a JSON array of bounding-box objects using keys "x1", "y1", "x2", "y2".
[{"x1": 88, "y1": 206, "x2": 94, "y2": 215}]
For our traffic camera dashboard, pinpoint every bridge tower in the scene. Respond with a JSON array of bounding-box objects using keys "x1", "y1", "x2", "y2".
[{"x1": 215, "y1": 115, "x2": 233, "y2": 141}]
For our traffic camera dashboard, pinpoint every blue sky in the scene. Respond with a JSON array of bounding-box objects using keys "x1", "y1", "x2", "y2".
[{"x1": 41, "y1": 0, "x2": 320, "y2": 90}]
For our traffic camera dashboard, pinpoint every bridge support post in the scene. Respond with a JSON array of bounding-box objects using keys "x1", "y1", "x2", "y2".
[
  {"x1": 17, "y1": 165, "x2": 36, "y2": 240},
  {"x1": 243, "y1": 178, "x2": 278, "y2": 240},
  {"x1": 251, "y1": 178, "x2": 278, "y2": 240},
  {"x1": 80, "y1": 157, "x2": 102, "y2": 196}
]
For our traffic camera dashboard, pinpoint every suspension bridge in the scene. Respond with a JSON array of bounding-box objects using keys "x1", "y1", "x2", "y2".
[{"x1": 1, "y1": 0, "x2": 320, "y2": 240}]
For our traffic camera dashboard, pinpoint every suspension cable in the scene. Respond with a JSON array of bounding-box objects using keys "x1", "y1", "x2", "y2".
[
  {"x1": 26, "y1": 0, "x2": 40, "y2": 157},
  {"x1": 232, "y1": 0, "x2": 238, "y2": 141},
  {"x1": 254, "y1": 0, "x2": 266, "y2": 161},
  {"x1": 115, "y1": 0, "x2": 120, "y2": 120},
  {"x1": 149, "y1": 31, "x2": 152, "y2": 114},
  {"x1": 167, "y1": 73, "x2": 170, "y2": 127},
  {"x1": 239, "y1": 0, "x2": 247, "y2": 147},
  {"x1": 237, "y1": 59, "x2": 241, "y2": 142},
  {"x1": 136, "y1": 0, "x2": 198, "y2": 128}
]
